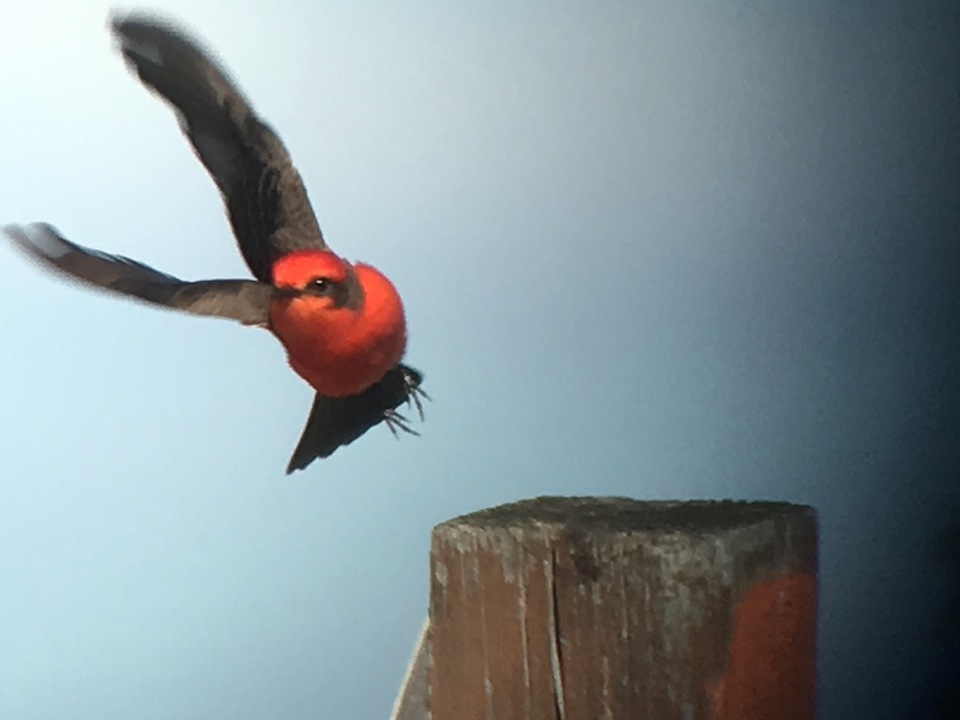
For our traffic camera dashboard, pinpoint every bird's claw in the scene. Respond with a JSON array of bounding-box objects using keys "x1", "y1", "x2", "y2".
[
  {"x1": 385, "y1": 409, "x2": 420, "y2": 439},
  {"x1": 406, "y1": 385, "x2": 430, "y2": 421},
  {"x1": 384, "y1": 365, "x2": 429, "y2": 439},
  {"x1": 401, "y1": 367, "x2": 431, "y2": 421}
]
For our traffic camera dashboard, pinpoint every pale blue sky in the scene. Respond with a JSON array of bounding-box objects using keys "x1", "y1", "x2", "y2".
[{"x1": 1, "y1": 1, "x2": 957, "y2": 718}]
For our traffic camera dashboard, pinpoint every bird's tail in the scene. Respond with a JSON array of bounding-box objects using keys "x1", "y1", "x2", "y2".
[{"x1": 286, "y1": 365, "x2": 427, "y2": 473}]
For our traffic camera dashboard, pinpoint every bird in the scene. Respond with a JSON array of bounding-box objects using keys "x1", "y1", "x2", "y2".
[{"x1": 3, "y1": 13, "x2": 426, "y2": 473}]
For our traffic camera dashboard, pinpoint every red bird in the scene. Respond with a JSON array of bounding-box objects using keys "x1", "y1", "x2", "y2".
[{"x1": 3, "y1": 14, "x2": 426, "y2": 473}]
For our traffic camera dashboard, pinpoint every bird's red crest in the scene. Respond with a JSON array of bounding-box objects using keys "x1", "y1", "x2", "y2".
[{"x1": 272, "y1": 250, "x2": 349, "y2": 288}]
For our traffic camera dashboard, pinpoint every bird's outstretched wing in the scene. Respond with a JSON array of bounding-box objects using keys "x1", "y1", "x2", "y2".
[
  {"x1": 4, "y1": 223, "x2": 272, "y2": 326},
  {"x1": 287, "y1": 365, "x2": 427, "y2": 473},
  {"x1": 111, "y1": 13, "x2": 327, "y2": 283}
]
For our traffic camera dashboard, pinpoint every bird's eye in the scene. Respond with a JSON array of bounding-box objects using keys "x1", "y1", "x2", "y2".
[{"x1": 310, "y1": 277, "x2": 331, "y2": 293}]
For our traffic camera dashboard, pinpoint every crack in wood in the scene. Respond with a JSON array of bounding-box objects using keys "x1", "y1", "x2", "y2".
[{"x1": 547, "y1": 548, "x2": 566, "y2": 720}]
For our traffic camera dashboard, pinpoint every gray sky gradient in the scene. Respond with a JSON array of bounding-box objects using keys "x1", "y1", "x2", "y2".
[{"x1": 1, "y1": 1, "x2": 957, "y2": 718}]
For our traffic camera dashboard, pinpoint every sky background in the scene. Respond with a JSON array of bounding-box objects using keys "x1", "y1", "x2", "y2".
[{"x1": 1, "y1": 1, "x2": 957, "y2": 718}]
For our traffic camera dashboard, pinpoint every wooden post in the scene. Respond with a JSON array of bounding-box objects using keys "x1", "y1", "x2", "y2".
[{"x1": 429, "y1": 497, "x2": 817, "y2": 720}]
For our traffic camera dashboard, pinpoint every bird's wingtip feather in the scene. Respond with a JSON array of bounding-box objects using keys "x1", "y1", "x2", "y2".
[{"x1": 3, "y1": 223, "x2": 70, "y2": 259}]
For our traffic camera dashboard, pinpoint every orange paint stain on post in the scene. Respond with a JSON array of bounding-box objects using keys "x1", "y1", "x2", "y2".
[{"x1": 708, "y1": 573, "x2": 818, "y2": 720}]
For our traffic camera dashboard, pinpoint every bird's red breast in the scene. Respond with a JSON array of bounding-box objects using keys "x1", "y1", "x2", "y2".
[{"x1": 268, "y1": 250, "x2": 407, "y2": 398}]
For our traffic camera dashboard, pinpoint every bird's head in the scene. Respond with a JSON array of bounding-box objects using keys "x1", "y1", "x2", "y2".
[{"x1": 271, "y1": 250, "x2": 363, "y2": 311}]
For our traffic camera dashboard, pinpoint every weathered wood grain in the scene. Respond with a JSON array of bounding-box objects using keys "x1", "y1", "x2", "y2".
[{"x1": 429, "y1": 496, "x2": 816, "y2": 720}]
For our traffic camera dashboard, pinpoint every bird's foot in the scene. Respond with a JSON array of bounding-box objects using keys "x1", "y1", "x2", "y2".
[
  {"x1": 400, "y1": 366, "x2": 431, "y2": 421},
  {"x1": 385, "y1": 409, "x2": 421, "y2": 439}
]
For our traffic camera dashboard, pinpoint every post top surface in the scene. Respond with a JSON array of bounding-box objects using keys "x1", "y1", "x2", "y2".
[{"x1": 438, "y1": 496, "x2": 814, "y2": 535}]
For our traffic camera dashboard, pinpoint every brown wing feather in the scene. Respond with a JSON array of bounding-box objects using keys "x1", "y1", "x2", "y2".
[
  {"x1": 5, "y1": 223, "x2": 272, "y2": 326},
  {"x1": 111, "y1": 13, "x2": 326, "y2": 283}
]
